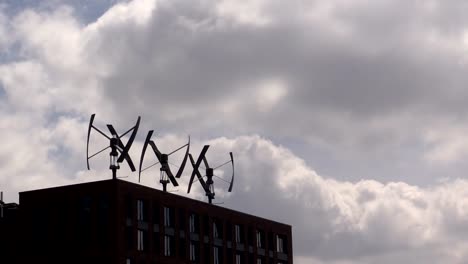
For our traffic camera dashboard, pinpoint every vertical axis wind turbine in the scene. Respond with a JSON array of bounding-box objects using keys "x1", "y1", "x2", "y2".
[
  {"x1": 187, "y1": 145, "x2": 234, "y2": 204},
  {"x1": 86, "y1": 114, "x2": 140, "y2": 179},
  {"x1": 139, "y1": 130, "x2": 190, "y2": 192}
]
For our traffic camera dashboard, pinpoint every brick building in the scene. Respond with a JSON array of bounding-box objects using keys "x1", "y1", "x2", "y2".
[{"x1": 14, "y1": 179, "x2": 292, "y2": 264}]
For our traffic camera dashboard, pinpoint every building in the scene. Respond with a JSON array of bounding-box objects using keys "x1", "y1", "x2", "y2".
[
  {"x1": 0, "y1": 193, "x2": 19, "y2": 259},
  {"x1": 15, "y1": 179, "x2": 293, "y2": 264}
]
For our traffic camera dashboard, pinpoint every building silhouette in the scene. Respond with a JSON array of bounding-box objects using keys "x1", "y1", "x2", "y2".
[{"x1": 2, "y1": 179, "x2": 292, "y2": 264}]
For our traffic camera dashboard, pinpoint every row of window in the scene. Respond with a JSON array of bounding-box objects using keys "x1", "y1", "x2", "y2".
[
  {"x1": 131, "y1": 229, "x2": 287, "y2": 261},
  {"x1": 128, "y1": 244, "x2": 288, "y2": 264},
  {"x1": 132, "y1": 199, "x2": 287, "y2": 253}
]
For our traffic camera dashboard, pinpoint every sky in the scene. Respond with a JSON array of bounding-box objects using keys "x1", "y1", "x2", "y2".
[{"x1": 2, "y1": 0, "x2": 468, "y2": 263}]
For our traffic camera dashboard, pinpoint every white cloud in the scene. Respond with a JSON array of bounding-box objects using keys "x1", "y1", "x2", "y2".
[
  {"x1": 198, "y1": 135, "x2": 468, "y2": 263},
  {"x1": 255, "y1": 78, "x2": 288, "y2": 112},
  {"x1": 2, "y1": 1, "x2": 468, "y2": 263},
  {"x1": 216, "y1": 0, "x2": 271, "y2": 26}
]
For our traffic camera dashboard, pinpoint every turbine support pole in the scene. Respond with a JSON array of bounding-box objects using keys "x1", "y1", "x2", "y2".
[{"x1": 109, "y1": 136, "x2": 120, "y2": 180}]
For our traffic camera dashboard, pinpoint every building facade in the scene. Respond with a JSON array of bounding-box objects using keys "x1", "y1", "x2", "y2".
[
  {"x1": 16, "y1": 179, "x2": 292, "y2": 264},
  {"x1": 0, "y1": 195, "x2": 19, "y2": 259}
]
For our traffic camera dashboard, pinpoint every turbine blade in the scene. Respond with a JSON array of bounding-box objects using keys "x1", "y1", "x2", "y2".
[
  {"x1": 139, "y1": 130, "x2": 154, "y2": 183},
  {"x1": 175, "y1": 136, "x2": 190, "y2": 178},
  {"x1": 86, "y1": 114, "x2": 95, "y2": 170}
]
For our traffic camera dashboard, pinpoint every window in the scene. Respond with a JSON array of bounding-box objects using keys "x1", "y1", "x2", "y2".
[
  {"x1": 248, "y1": 227, "x2": 254, "y2": 246},
  {"x1": 226, "y1": 222, "x2": 233, "y2": 241},
  {"x1": 268, "y1": 232, "x2": 274, "y2": 251},
  {"x1": 276, "y1": 235, "x2": 284, "y2": 253},
  {"x1": 190, "y1": 242, "x2": 195, "y2": 261},
  {"x1": 190, "y1": 241, "x2": 199, "y2": 262},
  {"x1": 203, "y1": 215, "x2": 209, "y2": 235},
  {"x1": 125, "y1": 195, "x2": 133, "y2": 218},
  {"x1": 213, "y1": 222, "x2": 219, "y2": 238},
  {"x1": 179, "y1": 209, "x2": 186, "y2": 231},
  {"x1": 212, "y1": 218, "x2": 223, "y2": 238},
  {"x1": 137, "y1": 229, "x2": 145, "y2": 251},
  {"x1": 256, "y1": 230, "x2": 263, "y2": 248},
  {"x1": 126, "y1": 258, "x2": 132, "y2": 264},
  {"x1": 227, "y1": 248, "x2": 233, "y2": 264},
  {"x1": 98, "y1": 196, "x2": 110, "y2": 248},
  {"x1": 153, "y1": 232, "x2": 160, "y2": 254},
  {"x1": 164, "y1": 235, "x2": 173, "y2": 256},
  {"x1": 235, "y1": 253, "x2": 241, "y2": 264},
  {"x1": 214, "y1": 246, "x2": 220, "y2": 264},
  {"x1": 189, "y1": 213, "x2": 197, "y2": 233},
  {"x1": 235, "y1": 225, "x2": 241, "y2": 243},
  {"x1": 137, "y1": 200, "x2": 145, "y2": 221},
  {"x1": 164, "y1": 207, "x2": 172, "y2": 227},
  {"x1": 153, "y1": 202, "x2": 160, "y2": 224},
  {"x1": 179, "y1": 238, "x2": 187, "y2": 258},
  {"x1": 257, "y1": 258, "x2": 262, "y2": 264},
  {"x1": 126, "y1": 227, "x2": 133, "y2": 250}
]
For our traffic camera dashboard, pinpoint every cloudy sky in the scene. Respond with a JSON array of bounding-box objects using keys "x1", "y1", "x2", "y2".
[{"x1": 2, "y1": 0, "x2": 468, "y2": 263}]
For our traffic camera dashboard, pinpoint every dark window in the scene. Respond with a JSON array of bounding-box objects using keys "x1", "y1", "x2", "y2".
[
  {"x1": 214, "y1": 246, "x2": 223, "y2": 264},
  {"x1": 189, "y1": 213, "x2": 199, "y2": 233},
  {"x1": 137, "y1": 229, "x2": 148, "y2": 252},
  {"x1": 125, "y1": 195, "x2": 133, "y2": 219},
  {"x1": 227, "y1": 248, "x2": 233, "y2": 264},
  {"x1": 203, "y1": 244, "x2": 210, "y2": 264},
  {"x1": 213, "y1": 218, "x2": 223, "y2": 239},
  {"x1": 77, "y1": 196, "x2": 92, "y2": 248},
  {"x1": 152, "y1": 232, "x2": 160, "y2": 255},
  {"x1": 248, "y1": 227, "x2": 254, "y2": 246},
  {"x1": 267, "y1": 232, "x2": 274, "y2": 251},
  {"x1": 32, "y1": 206, "x2": 49, "y2": 251},
  {"x1": 126, "y1": 226, "x2": 133, "y2": 250},
  {"x1": 226, "y1": 222, "x2": 233, "y2": 241},
  {"x1": 164, "y1": 235, "x2": 175, "y2": 256},
  {"x1": 179, "y1": 208, "x2": 186, "y2": 231},
  {"x1": 164, "y1": 207, "x2": 174, "y2": 227},
  {"x1": 179, "y1": 238, "x2": 186, "y2": 258},
  {"x1": 190, "y1": 241, "x2": 200, "y2": 262},
  {"x1": 137, "y1": 199, "x2": 147, "y2": 221},
  {"x1": 203, "y1": 215, "x2": 209, "y2": 236},
  {"x1": 249, "y1": 253, "x2": 254, "y2": 264},
  {"x1": 276, "y1": 235, "x2": 287, "y2": 253},
  {"x1": 235, "y1": 224, "x2": 243, "y2": 243},
  {"x1": 213, "y1": 221, "x2": 219, "y2": 238},
  {"x1": 256, "y1": 230, "x2": 264, "y2": 249},
  {"x1": 98, "y1": 195, "x2": 110, "y2": 248},
  {"x1": 153, "y1": 202, "x2": 160, "y2": 224},
  {"x1": 235, "y1": 252, "x2": 243, "y2": 264},
  {"x1": 235, "y1": 254, "x2": 240, "y2": 264}
]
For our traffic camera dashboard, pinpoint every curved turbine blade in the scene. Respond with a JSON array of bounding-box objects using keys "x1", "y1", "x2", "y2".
[
  {"x1": 166, "y1": 169, "x2": 179, "y2": 187},
  {"x1": 149, "y1": 141, "x2": 162, "y2": 160},
  {"x1": 117, "y1": 116, "x2": 141, "y2": 163},
  {"x1": 106, "y1": 124, "x2": 118, "y2": 136},
  {"x1": 187, "y1": 154, "x2": 196, "y2": 193},
  {"x1": 228, "y1": 152, "x2": 234, "y2": 192},
  {"x1": 86, "y1": 114, "x2": 96, "y2": 170},
  {"x1": 203, "y1": 156, "x2": 209, "y2": 169},
  {"x1": 117, "y1": 147, "x2": 136, "y2": 171},
  {"x1": 139, "y1": 130, "x2": 154, "y2": 183},
  {"x1": 107, "y1": 124, "x2": 136, "y2": 171},
  {"x1": 175, "y1": 136, "x2": 190, "y2": 178},
  {"x1": 187, "y1": 145, "x2": 209, "y2": 193}
]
